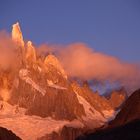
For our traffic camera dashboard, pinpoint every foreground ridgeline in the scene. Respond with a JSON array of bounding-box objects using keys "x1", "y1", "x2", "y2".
[
  {"x1": 76, "y1": 89, "x2": 140, "y2": 140},
  {"x1": 0, "y1": 22, "x2": 126, "y2": 140},
  {"x1": 0, "y1": 127, "x2": 21, "y2": 140}
]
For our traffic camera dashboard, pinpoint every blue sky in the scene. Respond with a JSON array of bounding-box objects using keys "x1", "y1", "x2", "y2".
[{"x1": 0, "y1": 0, "x2": 140, "y2": 62}]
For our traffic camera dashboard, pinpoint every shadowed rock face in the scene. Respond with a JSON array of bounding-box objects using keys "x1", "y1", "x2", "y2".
[
  {"x1": 71, "y1": 82, "x2": 113, "y2": 114},
  {"x1": 110, "y1": 89, "x2": 140, "y2": 127},
  {"x1": 75, "y1": 89, "x2": 140, "y2": 140},
  {"x1": 10, "y1": 67, "x2": 85, "y2": 120},
  {"x1": 76, "y1": 119, "x2": 140, "y2": 140},
  {"x1": 38, "y1": 125, "x2": 85, "y2": 140},
  {"x1": 26, "y1": 88, "x2": 85, "y2": 120},
  {"x1": 108, "y1": 88, "x2": 127, "y2": 110},
  {"x1": 6, "y1": 55, "x2": 86, "y2": 120},
  {"x1": 0, "y1": 127, "x2": 21, "y2": 140}
]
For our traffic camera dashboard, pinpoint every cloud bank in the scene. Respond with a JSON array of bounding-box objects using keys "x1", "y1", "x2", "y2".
[
  {"x1": 38, "y1": 43, "x2": 140, "y2": 91},
  {"x1": 0, "y1": 30, "x2": 139, "y2": 92}
]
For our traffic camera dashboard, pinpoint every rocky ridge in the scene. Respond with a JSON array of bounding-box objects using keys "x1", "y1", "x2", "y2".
[{"x1": 0, "y1": 22, "x2": 126, "y2": 140}]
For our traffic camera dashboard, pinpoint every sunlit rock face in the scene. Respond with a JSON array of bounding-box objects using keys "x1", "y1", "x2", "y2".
[
  {"x1": 12, "y1": 22, "x2": 24, "y2": 49},
  {"x1": 71, "y1": 82, "x2": 115, "y2": 120},
  {"x1": 0, "y1": 22, "x2": 123, "y2": 140},
  {"x1": 44, "y1": 54, "x2": 67, "y2": 79},
  {"x1": 26, "y1": 41, "x2": 37, "y2": 63},
  {"x1": 12, "y1": 22, "x2": 26, "y2": 68},
  {"x1": 109, "y1": 88, "x2": 127, "y2": 110},
  {"x1": 0, "y1": 77, "x2": 10, "y2": 102}
]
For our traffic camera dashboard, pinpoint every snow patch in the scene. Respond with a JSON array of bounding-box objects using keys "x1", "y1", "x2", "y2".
[
  {"x1": 0, "y1": 101, "x2": 26, "y2": 117},
  {"x1": 47, "y1": 80, "x2": 67, "y2": 90},
  {"x1": 74, "y1": 90, "x2": 105, "y2": 123},
  {"x1": 19, "y1": 70, "x2": 66, "y2": 94},
  {"x1": 102, "y1": 110, "x2": 115, "y2": 120},
  {"x1": 0, "y1": 102, "x2": 84, "y2": 140}
]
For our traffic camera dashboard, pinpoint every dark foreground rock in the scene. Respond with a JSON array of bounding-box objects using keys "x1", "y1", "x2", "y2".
[
  {"x1": 109, "y1": 89, "x2": 140, "y2": 127},
  {"x1": 76, "y1": 119, "x2": 140, "y2": 140},
  {"x1": 76, "y1": 89, "x2": 140, "y2": 140},
  {"x1": 38, "y1": 125, "x2": 86, "y2": 140},
  {"x1": 0, "y1": 127, "x2": 21, "y2": 140}
]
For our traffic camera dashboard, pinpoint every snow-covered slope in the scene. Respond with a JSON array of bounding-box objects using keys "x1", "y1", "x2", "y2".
[{"x1": 0, "y1": 101, "x2": 83, "y2": 140}]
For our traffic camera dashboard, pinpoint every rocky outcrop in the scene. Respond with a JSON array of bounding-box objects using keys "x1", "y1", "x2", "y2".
[
  {"x1": 76, "y1": 89, "x2": 140, "y2": 140},
  {"x1": 110, "y1": 89, "x2": 140, "y2": 127},
  {"x1": 108, "y1": 88, "x2": 127, "y2": 110},
  {"x1": 44, "y1": 54, "x2": 67, "y2": 79},
  {"x1": 71, "y1": 82, "x2": 114, "y2": 118},
  {"x1": 38, "y1": 125, "x2": 85, "y2": 140},
  {"x1": 0, "y1": 22, "x2": 123, "y2": 139},
  {"x1": 0, "y1": 23, "x2": 120, "y2": 131},
  {"x1": 8, "y1": 22, "x2": 116, "y2": 122},
  {"x1": 76, "y1": 119, "x2": 140, "y2": 140},
  {"x1": 11, "y1": 22, "x2": 26, "y2": 68},
  {"x1": 26, "y1": 41, "x2": 37, "y2": 64},
  {"x1": 10, "y1": 66, "x2": 85, "y2": 120},
  {"x1": 0, "y1": 127, "x2": 21, "y2": 140},
  {"x1": 12, "y1": 22, "x2": 24, "y2": 49},
  {"x1": 26, "y1": 88, "x2": 86, "y2": 120}
]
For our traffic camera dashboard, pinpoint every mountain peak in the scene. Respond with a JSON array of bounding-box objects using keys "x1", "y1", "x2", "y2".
[
  {"x1": 44, "y1": 54, "x2": 59, "y2": 65},
  {"x1": 44, "y1": 54, "x2": 67, "y2": 79},
  {"x1": 26, "y1": 41, "x2": 36, "y2": 63},
  {"x1": 12, "y1": 22, "x2": 24, "y2": 48}
]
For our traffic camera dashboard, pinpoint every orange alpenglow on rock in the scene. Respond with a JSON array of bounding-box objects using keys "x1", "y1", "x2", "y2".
[
  {"x1": 0, "y1": 77, "x2": 10, "y2": 102},
  {"x1": 26, "y1": 41, "x2": 37, "y2": 62},
  {"x1": 12, "y1": 22, "x2": 24, "y2": 49},
  {"x1": 44, "y1": 54, "x2": 67, "y2": 79}
]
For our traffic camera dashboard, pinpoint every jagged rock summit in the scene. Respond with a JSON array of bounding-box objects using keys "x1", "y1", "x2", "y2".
[
  {"x1": 12, "y1": 22, "x2": 24, "y2": 48},
  {"x1": 26, "y1": 41, "x2": 37, "y2": 63},
  {"x1": 0, "y1": 22, "x2": 126, "y2": 140},
  {"x1": 44, "y1": 54, "x2": 67, "y2": 79}
]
